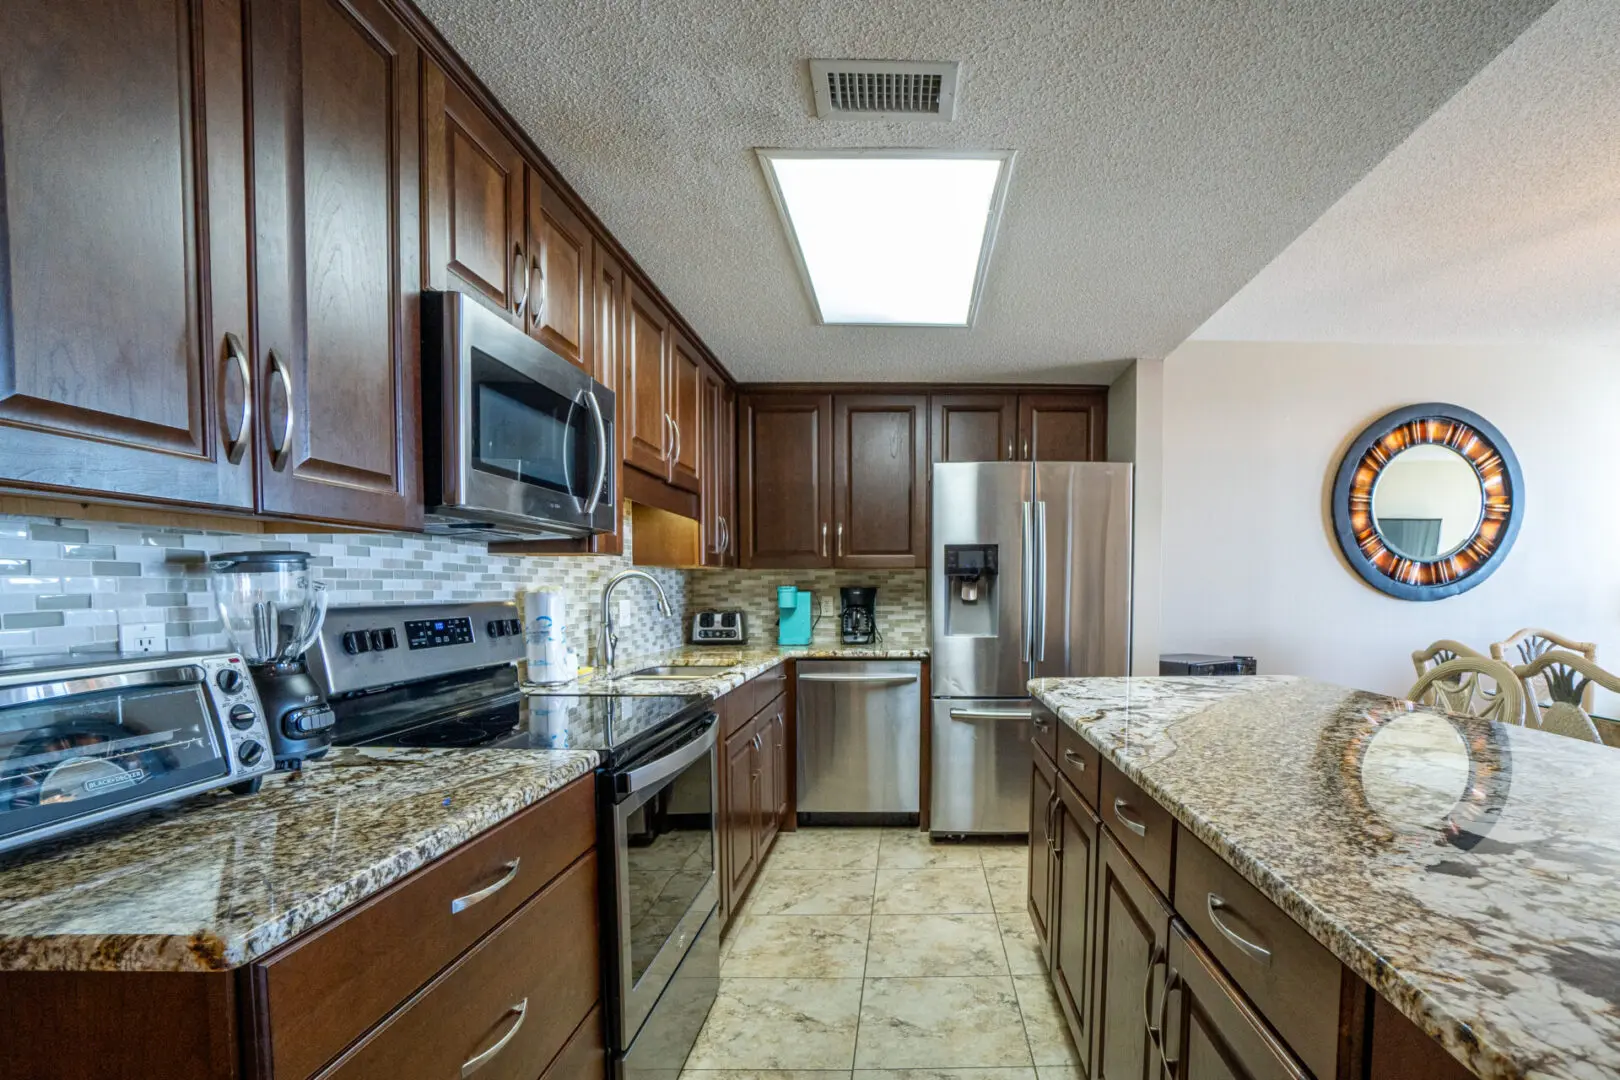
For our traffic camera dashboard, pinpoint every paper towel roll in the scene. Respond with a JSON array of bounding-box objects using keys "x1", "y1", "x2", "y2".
[{"x1": 523, "y1": 590, "x2": 574, "y2": 685}]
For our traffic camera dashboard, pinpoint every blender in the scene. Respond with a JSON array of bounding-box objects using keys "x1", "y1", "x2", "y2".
[{"x1": 209, "y1": 551, "x2": 335, "y2": 769}]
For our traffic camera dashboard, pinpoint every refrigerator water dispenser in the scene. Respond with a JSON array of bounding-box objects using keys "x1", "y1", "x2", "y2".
[{"x1": 943, "y1": 544, "x2": 998, "y2": 637}]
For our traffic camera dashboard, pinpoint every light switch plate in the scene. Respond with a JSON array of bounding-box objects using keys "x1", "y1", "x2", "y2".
[{"x1": 119, "y1": 622, "x2": 167, "y2": 654}]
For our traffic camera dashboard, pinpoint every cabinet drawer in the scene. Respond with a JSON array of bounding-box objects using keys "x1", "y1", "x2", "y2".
[
  {"x1": 254, "y1": 777, "x2": 596, "y2": 1080},
  {"x1": 1031, "y1": 702, "x2": 1059, "y2": 765},
  {"x1": 1098, "y1": 759, "x2": 1174, "y2": 896},
  {"x1": 1175, "y1": 830, "x2": 1343, "y2": 1080},
  {"x1": 541, "y1": 1003, "x2": 606, "y2": 1080},
  {"x1": 1055, "y1": 722, "x2": 1098, "y2": 809},
  {"x1": 317, "y1": 851, "x2": 601, "y2": 1080}
]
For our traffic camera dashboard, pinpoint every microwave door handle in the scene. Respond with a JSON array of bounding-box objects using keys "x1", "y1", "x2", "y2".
[{"x1": 583, "y1": 388, "x2": 608, "y2": 517}]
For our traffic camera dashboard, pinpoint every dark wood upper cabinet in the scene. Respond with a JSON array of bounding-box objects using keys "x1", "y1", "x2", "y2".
[
  {"x1": 0, "y1": 0, "x2": 255, "y2": 510},
  {"x1": 1019, "y1": 391, "x2": 1108, "y2": 462},
  {"x1": 739, "y1": 393, "x2": 833, "y2": 568},
  {"x1": 1162, "y1": 923, "x2": 1311, "y2": 1080},
  {"x1": 833, "y1": 393, "x2": 926, "y2": 568},
  {"x1": 623, "y1": 279, "x2": 672, "y2": 479},
  {"x1": 590, "y1": 242, "x2": 627, "y2": 554},
  {"x1": 526, "y1": 172, "x2": 593, "y2": 373},
  {"x1": 1093, "y1": 829, "x2": 1172, "y2": 1080},
  {"x1": 422, "y1": 61, "x2": 525, "y2": 319},
  {"x1": 699, "y1": 363, "x2": 736, "y2": 566},
  {"x1": 932, "y1": 393, "x2": 1018, "y2": 463},
  {"x1": 669, "y1": 330, "x2": 704, "y2": 494},
  {"x1": 250, "y1": 0, "x2": 422, "y2": 529}
]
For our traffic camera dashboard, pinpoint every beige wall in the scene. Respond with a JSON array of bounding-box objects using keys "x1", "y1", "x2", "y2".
[
  {"x1": 1109, "y1": 359, "x2": 1165, "y2": 675},
  {"x1": 1159, "y1": 340, "x2": 1620, "y2": 698}
]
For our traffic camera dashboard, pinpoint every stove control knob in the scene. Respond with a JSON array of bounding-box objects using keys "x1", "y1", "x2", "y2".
[
  {"x1": 343, "y1": 631, "x2": 369, "y2": 654},
  {"x1": 216, "y1": 668, "x2": 244, "y2": 694},
  {"x1": 368, "y1": 629, "x2": 387, "y2": 652},
  {"x1": 238, "y1": 740, "x2": 264, "y2": 767},
  {"x1": 228, "y1": 704, "x2": 258, "y2": 730},
  {"x1": 380, "y1": 628, "x2": 398, "y2": 650},
  {"x1": 487, "y1": 620, "x2": 503, "y2": 638}
]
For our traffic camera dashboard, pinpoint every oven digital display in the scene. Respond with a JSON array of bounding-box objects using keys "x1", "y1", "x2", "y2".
[{"x1": 404, "y1": 617, "x2": 475, "y2": 650}]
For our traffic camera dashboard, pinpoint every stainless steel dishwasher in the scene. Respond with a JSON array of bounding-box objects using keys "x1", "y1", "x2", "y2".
[{"x1": 796, "y1": 659, "x2": 923, "y2": 820}]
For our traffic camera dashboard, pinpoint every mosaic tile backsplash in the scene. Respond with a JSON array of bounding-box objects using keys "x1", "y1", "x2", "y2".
[
  {"x1": 0, "y1": 504, "x2": 686, "y2": 668},
  {"x1": 686, "y1": 568, "x2": 927, "y2": 647}
]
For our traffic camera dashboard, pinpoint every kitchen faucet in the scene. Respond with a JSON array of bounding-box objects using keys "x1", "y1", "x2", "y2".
[{"x1": 599, "y1": 569, "x2": 674, "y2": 679}]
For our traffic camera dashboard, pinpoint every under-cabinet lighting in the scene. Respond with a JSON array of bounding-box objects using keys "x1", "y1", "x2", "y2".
[{"x1": 757, "y1": 149, "x2": 1015, "y2": 327}]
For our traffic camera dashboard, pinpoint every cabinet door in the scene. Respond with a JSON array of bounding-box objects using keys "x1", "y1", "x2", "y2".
[
  {"x1": 699, "y1": 364, "x2": 727, "y2": 566},
  {"x1": 250, "y1": 0, "x2": 423, "y2": 529},
  {"x1": 1052, "y1": 772, "x2": 1101, "y2": 1070},
  {"x1": 1093, "y1": 830, "x2": 1172, "y2": 1080},
  {"x1": 623, "y1": 279, "x2": 671, "y2": 479},
  {"x1": 739, "y1": 394, "x2": 833, "y2": 568},
  {"x1": 669, "y1": 330, "x2": 704, "y2": 493},
  {"x1": 755, "y1": 713, "x2": 778, "y2": 855},
  {"x1": 422, "y1": 62, "x2": 526, "y2": 319},
  {"x1": 0, "y1": 0, "x2": 254, "y2": 509},
  {"x1": 931, "y1": 393, "x2": 1018, "y2": 463},
  {"x1": 1163, "y1": 924, "x2": 1310, "y2": 1080},
  {"x1": 719, "y1": 382, "x2": 738, "y2": 566},
  {"x1": 833, "y1": 394, "x2": 927, "y2": 568},
  {"x1": 590, "y1": 242, "x2": 626, "y2": 555},
  {"x1": 526, "y1": 172, "x2": 593, "y2": 373},
  {"x1": 761, "y1": 705, "x2": 788, "y2": 850},
  {"x1": 1018, "y1": 392, "x2": 1108, "y2": 462},
  {"x1": 724, "y1": 723, "x2": 760, "y2": 904},
  {"x1": 1029, "y1": 745, "x2": 1057, "y2": 953}
]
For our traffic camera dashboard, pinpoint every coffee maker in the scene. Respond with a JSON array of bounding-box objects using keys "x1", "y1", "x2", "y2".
[
  {"x1": 839, "y1": 586, "x2": 879, "y2": 645},
  {"x1": 209, "y1": 551, "x2": 335, "y2": 769}
]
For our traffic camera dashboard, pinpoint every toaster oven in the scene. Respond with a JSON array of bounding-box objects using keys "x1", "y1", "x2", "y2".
[{"x1": 0, "y1": 651, "x2": 275, "y2": 855}]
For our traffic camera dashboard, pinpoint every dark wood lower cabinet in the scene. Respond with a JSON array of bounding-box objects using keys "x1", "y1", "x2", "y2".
[
  {"x1": 1093, "y1": 829, "x2": 1173, "y2": 1080},
  {"x1": 717, "y1": 671, "x2": 795, "y2": 920},
  {"x1": 724, "y1": 719, "x2": 761, "y2": 906},
  {"x1": 1028, "y1": 745, "x2": 1058, "y2": 951},
  {"x1": 1051, "y1": 771, "x2": 1100, "y2": 1073},
  {"x1": 1161, "y1": 922, "x2": 1309, "y2": 1080}
]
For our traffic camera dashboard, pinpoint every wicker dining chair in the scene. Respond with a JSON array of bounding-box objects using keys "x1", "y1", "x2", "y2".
[
  {"x1": 1407, "y1": 657, "x2": 1524, "y2": 726},
  {"x1": 1491, "y1": 628, "x2": 1599, "y2": 712},
  {"x1": 1411, "y1": 639, "x2": 1487, "y2": 681},
  {"x1": 1511, "y1": 650, "x2": 1615, "y2": 744}
]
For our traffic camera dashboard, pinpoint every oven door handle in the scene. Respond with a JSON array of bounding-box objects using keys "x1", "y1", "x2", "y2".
[{"x1": 619, "y1": 715, "x2": 718, "y2": 795}]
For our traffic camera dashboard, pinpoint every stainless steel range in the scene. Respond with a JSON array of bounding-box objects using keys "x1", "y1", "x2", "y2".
[{"x1": 314, "y1": 601, "x2": 719, "y2": 1080}]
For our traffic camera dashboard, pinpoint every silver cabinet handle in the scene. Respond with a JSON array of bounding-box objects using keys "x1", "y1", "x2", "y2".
[
  {"x1": 1206, "y1": 894, "x2": 1272, "y2": 964},
  {"x1": 798, "y1": 673, "x2": 918, "y2": 684},
  {"x1": 663, "y1": 413, "x2": 673, "y2": 461},
  {"x1": 222, "y1": 333, "x2": 252, "y2": 463},
  {"x1": 267, "y1": 350, "x2": 294, "y2": 462},
  {"x1": 450, "y1": 859, "x2": 521, "y2": 914},
  {"x1": 1020, "y1": 501, "x2": 1034, "y2": 663},
  {"x1": 512, "y1": 244, "x2": 528, "y2": 317},
  {"x1": 1031, "y1": 715, "x2": 1050, "y2": 732},
  {"x1": 1022, "y1": 437, "x2": 1030, "y2": 460},
  {"x1": 821, "y1": 521, "x2": 828, "y2": 557},
  {"x1": 582, "y1": 390, "x2": 607, "y2": 516},
  {"x1": 718, "y1": 516, "x2": 729, "y2": 555},
  {"x1": 1034, "y1": 500, "x2": 1048, "y2": 662},
  {"x1": 460, "y1": 998, "x2": 528, "y2": 1077},
  {"x1": 1044, "y1": 792, "x2": 1058, "y2": 851},
  {"x1": 1112, "y1": 797, "x2": 1148, "y2": 838},
  {"x1": 672, "y1": 418, "x2": 682, "y2": 467},
  {"x1": 1006, "y1": 434, "x2": 1014, "y2": 460},
  {"x1": 1062, "y1": 748, "x2": 1087, "y2": 771},
  {"x1": 1159, "y1": 967, "x2": 1183, "y2": 1080},
  {"x1": 1143, "y1": 942, "x2": 1166, "y2": 1049},
  {"x1": 529, "y1": 254, "x2": 545, "y2": 328},
  {"x1": 836, "y1": 521, "x2": 844, "y2": 557},
  {"x1": 949, "y1": 708, "x2": 1035, "y2": 722}
]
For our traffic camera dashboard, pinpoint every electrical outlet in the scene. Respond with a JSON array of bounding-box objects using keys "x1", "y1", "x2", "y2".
[
  {"x1": 617, "y1": 596, "x2": 632, "y2": 622},
  {"x1": 119, "y1": 623, "x2": 167, "y2": 654}
]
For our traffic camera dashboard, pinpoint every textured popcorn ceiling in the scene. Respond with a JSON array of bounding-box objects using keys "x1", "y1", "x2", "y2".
[
  {"x1": 414, "y1": 0, "x2": 1553, "y2": 381},
  {"x1": 1195, "y1": 0, "x2": 1620, "y2": 345}
]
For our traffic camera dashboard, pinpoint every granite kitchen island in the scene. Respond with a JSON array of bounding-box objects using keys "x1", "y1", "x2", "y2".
[{"x1": 1028, "y1": 675, "x2": 1620, "y2": 1080}]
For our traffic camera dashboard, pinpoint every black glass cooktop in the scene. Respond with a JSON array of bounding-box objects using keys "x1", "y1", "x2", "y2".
[{"x1": 329, "y1": 666, "x2": 707, "y2": 765}]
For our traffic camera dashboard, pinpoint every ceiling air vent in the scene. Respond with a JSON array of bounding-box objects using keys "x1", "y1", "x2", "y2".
[{"x1": 809, "y1": 59, "x2": 960, "y2": 121}]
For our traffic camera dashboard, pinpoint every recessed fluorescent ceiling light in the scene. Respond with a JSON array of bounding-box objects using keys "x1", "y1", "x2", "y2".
[{"x1": 758, "y1": 150, "x2": 1014, "y2": 326}]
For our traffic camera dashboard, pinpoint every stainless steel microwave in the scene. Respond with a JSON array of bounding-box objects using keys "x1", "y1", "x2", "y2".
[{"x1": 422, "y1": 291, "x2": 616, "y2": 541}]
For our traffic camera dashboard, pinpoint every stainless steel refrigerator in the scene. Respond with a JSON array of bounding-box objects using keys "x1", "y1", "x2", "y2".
[{"x1": 930, "y1": 461, "x2": 1132, "y2": 834}]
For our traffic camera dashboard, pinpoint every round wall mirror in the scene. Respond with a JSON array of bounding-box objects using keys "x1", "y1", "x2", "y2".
[{"x1": 1332, "y1": 403, "x2": 1523, "y2": 601}]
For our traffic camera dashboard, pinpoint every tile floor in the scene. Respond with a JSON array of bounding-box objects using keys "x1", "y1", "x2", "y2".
[{"x1": 683, "y1": 828, "x2": 1081, "y2": 1080}]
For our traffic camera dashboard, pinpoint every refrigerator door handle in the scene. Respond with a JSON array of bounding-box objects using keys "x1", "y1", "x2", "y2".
[
  {"x1": 1035, "y1": 499, "x2": 1049, "y2": 662},
  {"x1": 1021, "y1": 500, "x2": 1035, "y2": 664}
]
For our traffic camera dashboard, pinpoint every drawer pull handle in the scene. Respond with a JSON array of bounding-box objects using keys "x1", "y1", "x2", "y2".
[
  {"x1": 461, "y1": 997, "x2": 529, "y2": 1077},
  {"x1": 1112, "y1": 798, "x2": 1147, "y2": 838},
  {"x1": 1032, "y1": 717, "x2": 1050, "y2": 732},
  {"x1": 1206, "y1": 893, "x2": 1272, "y2": 964},
  {"x1": 1062, "y1": 748, "x2": 1087, "y2": 771},
  {"x1": 450, "y1": 859, "x2": 521, "y2": 914},
  {"x1": 1159, "y1": 967, "x2": 1183, "y2": 1080},
  {"x1": 1142, "y1": 942, "x2": 1166, "y2": 1048}
]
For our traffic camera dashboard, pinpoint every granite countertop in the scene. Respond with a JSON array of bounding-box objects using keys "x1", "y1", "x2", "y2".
[
  {"x1": 526, "y1": 640, "x2": 930, "y2": 699},
  {"x1": 1028, "y1": 675, "x2": 1620, "y2": 1080},
  {"x1": 0, "y1": 747, "x2": 598, "y2": 973}
]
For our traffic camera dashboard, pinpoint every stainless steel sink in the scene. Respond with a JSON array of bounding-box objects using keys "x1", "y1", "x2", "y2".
[{"x1": 621, "y1": 664, "x2": 734, "y2": 680}]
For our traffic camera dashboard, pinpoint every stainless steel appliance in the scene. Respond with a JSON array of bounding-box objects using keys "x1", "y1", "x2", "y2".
[
  {"x1": 839, "y1": 586, "x2": 878, "y2": 645},
  {"x1": 1160, "y1": 653, "x2": 1257, "y2": 676},
  {"x1": 689, "y1": 610, "x2": 746, "y2": 644},
  {"x1": 422, "y1": 291, "x2": 616, "y2": 541},
  {"x1": 930, "y1": 461, "x2": 1133, "y2": 835},
  {"x1": 0, "y1": 650, "x2": 274, "y2": 854},
  {"x1": 796, "y1": 659, "x2": 922, "y2": 821},
  {"x1": 320, "y1": 601, "x2": 719, "y2": 1080},
  {"x1": 209, "y1": 551, "x2": 333, "y2": 769}
]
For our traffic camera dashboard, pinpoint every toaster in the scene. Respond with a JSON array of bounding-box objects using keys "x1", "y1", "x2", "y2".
[{"x1": 690, "y1": 611, "x2": 746, "y2": 644}]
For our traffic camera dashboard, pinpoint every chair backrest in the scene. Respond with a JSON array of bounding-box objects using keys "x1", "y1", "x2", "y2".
[
  {"x1": 1408, "y1": 657, "x2": 1524, "y2": 726},
  {"x1": 1491, "y1": 628, "x2": 1599, "y2": 711},
  {"x1": 1512, "y1": 650, "x2": 1618, "y2": 744},
  {"x1": 1410, "y1": 639, "x2": 1485, "y2": 681}
]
